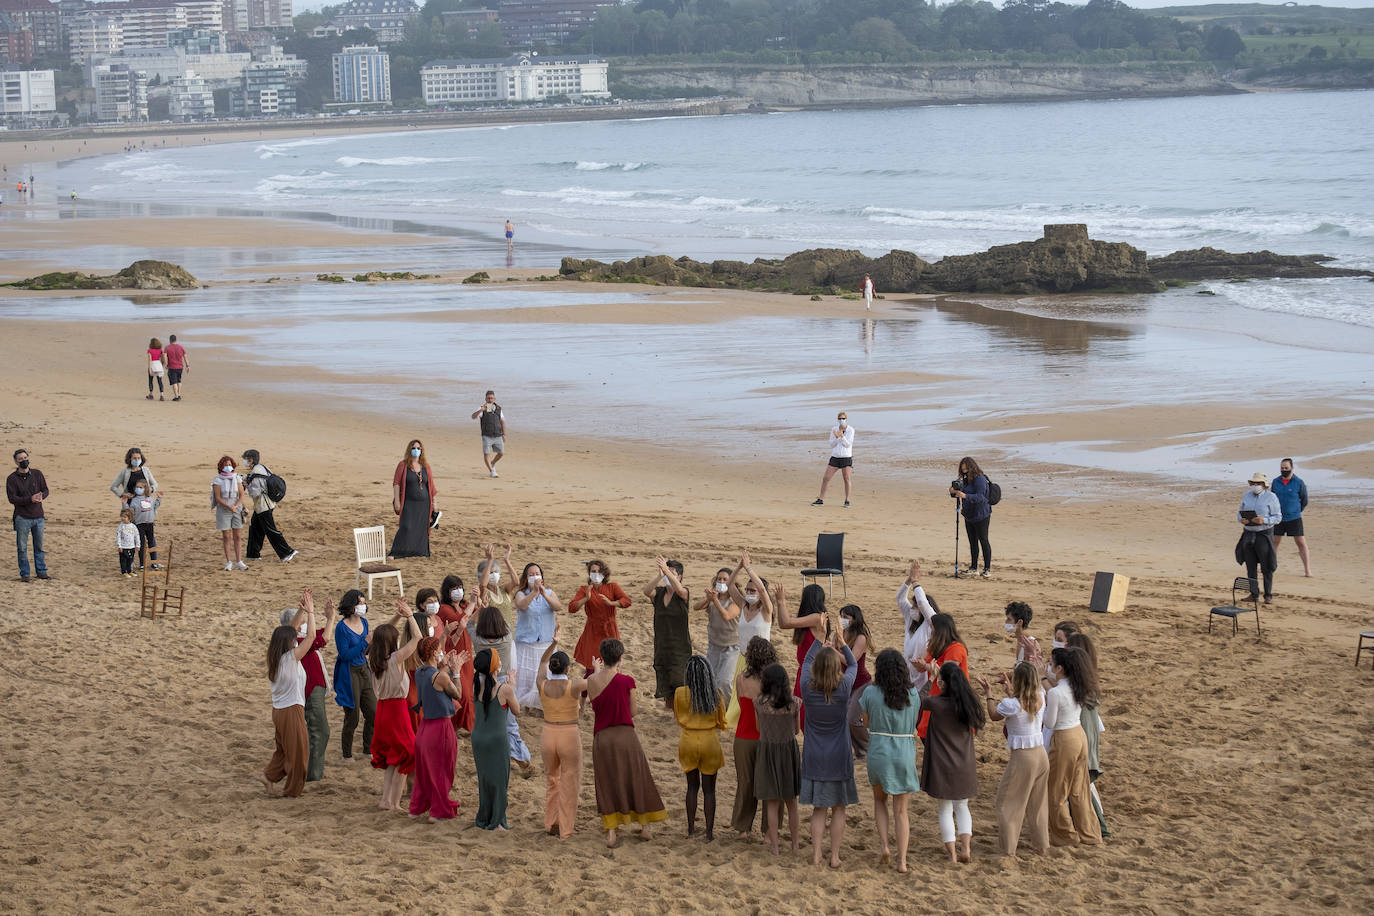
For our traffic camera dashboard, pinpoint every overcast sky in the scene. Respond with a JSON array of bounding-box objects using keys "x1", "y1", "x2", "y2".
[{"x1": 287, "y1": 0, "x2": 1374, "y2": 15}]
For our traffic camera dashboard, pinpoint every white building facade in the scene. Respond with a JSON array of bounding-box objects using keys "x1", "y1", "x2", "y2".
[
  {"x1": 332, "y1": 43, "x2": 388, "y2": 103},
  {"x1": 1, "y1": 67, "x2": 56, "y2": 125},
  {"x1": 420, "y1": 54, "x2": 609, "y2": 106},
  {"x1": 90, "y1": 63, "x2": 148, "y2": 121},
  {"x1": 168, "y1": 68, "x2": 213, "y2": 119}
]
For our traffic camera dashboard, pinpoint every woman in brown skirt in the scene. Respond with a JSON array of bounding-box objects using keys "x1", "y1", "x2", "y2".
[{"x1": 587, "y1": 638, "x2": 668, "y2": 847}]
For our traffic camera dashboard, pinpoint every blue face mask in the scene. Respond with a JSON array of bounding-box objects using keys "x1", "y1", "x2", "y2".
[{"x1": 411, "y1": 448, "x2": 421, "y2": 458}]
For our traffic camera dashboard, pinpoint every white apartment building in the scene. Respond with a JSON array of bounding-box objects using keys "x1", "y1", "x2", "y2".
[
  {"x1": 68, "y1": 12, "x2": 124, "y2": 65},
  {"x1": 87, "y1": 46, "x2": 249, "y2": 85},
  {"x1": 420, "y1": 54, "x2": 609, "y2": 106},
  {"x1": 168, "y1": 68, "x2": 214, "y2": 119},
  {"x1": 90, "y1": 63, "x2": 148, "y2": 121},
  {"x1": 1, "y1": 68, "x2": 56, "y2": 125}
]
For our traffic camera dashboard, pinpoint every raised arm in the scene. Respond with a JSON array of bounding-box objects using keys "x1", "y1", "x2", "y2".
[
  {"x1": 536, "y1": 624, "x2": 561, "y2": 691},
  {"x1": 394, "y1": 606, "x2": 423, "y2": 662},
  {"x1": 500, "y1": 543, "x2": 519, "y2": 595},
  {"x1": 658, "y1": 557, "x2": 688, "y2": 601},
  {"x1": 291, "y1": 608, "x2": 317, "y2": 661},
  {"x1": 774, "y1": 583, "x2": 823, "y2": 635}
]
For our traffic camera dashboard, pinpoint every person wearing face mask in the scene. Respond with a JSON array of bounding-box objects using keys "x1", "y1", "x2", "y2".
[
  {"x1": 281, "y1": 588, "x2": 334, "y2": 782},
  {"x1": 333, "y1": 590, "x2": 378, "y2": 763},
  {"x1": 513, "y1": 560, "x2": 564, "y2": 713},
  {"x1": 1236, "y1": 471, "x2": 1282, "y2": 604},
  {"x1": 243, "y1": 449, "x2": 297, "y2": 564},
  {"x1": 695, "y1": 567, "x2": 741, "y2": 707},
  {"x1": 390, "y1": 439, "x2": 438, "y2": 560},
  {"x1": 644, "y1": 556, "x2": 692, "y2": 711},
  {"x1": 109, "y1": 447, "x2": 157, "y2": 507},
  {"x1": 897, "y1": 561, "x2": 938, "y2": 692},
  {"x1": 724, "y1": 551, "x2": 773, "y2": 730},
  {"x1": 210, "y1": 455, "x2": 247, "y2": 571},
  {"x1": 570, "y1": 559, "x2": 632, "y2": 675},
  {"x1": 1040, "y1": 646, "x2": 1102, "y2": 847},
  {"x1": 262, "y1": 598, "x2": 317, "y2": 798},
  {"x1": 436, "y1": 575, "x2": 477, "y2": 734},
  {"x1": 812, "y1": 412, "x2": 854, "y2": 508},
  {"x1": 128, "y1": 480, "x2": 163, "y2": 571},
  {"x1": 1271, "y1": 458, "x2": 1311, "y2": 577},
  {"x1": 476, "y1": 542, "x2": 519, "y2": 633},
  {"x1": 1004, "y1": 601, "x2": 1039, "y2": 665},
  {"x1": 949, "y1": 456, "x2": 993, "y2": 579}
]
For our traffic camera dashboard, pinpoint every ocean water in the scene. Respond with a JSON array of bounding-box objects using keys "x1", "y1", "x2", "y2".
[{"x1": 5, "y1": 90, "x2": 1373, "y2": 497}]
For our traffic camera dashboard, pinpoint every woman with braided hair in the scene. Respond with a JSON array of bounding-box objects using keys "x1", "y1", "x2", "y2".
[
  {"x1": 471, "y1": 647, "x2": 521, "y2": 830},
  {"x1": 675, "y1": 654, "x2": 726, "y2": 840}
]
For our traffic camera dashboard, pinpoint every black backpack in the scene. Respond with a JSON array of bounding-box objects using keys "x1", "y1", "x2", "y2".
[
  {"x1": 252, "y1": 466, "x2": 287, "y2": 502},
  {"x1": 987, "y1": 478, "x2": 1002, "y2": 506}
]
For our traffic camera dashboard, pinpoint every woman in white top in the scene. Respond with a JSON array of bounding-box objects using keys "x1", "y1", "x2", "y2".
[
  {"x1": 1041, "y1": 647, "x2": 1103, "y2": 847},
  {"x1": 979, "y1": 662, "x2": 1049, "y2": 857},
  {"x1": 211, "y1": 455, "x2": 248, "y2": 570},
  {"x1": 725, "y1": 551, "x2": 773, "y2": 729},
  {"x1": 262, "y1": 596, "x2": 317, "y2": 797},
  {"x1": 897, "y1": 561, "x2": 937, "y2": 691},
  {"x1": 811, "y1": 411, "x2": 855, "y2": 508}
]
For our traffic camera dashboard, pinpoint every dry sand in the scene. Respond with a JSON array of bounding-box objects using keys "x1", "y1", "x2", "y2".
[{"x1": 2, "y1": 295, "x2": 1373, "y2": 914}]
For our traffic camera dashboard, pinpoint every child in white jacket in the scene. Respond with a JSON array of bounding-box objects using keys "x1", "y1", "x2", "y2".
[{"x1": 117, "y1": 508, "x2": 140, "y2": 577}]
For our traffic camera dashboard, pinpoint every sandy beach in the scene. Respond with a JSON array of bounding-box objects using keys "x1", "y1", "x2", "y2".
[{"x1": 2, "y1": 119, "x2": 1373, "y2": 913}]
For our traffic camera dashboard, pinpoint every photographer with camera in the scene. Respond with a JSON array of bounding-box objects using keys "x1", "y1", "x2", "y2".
[{"x1": 949, "y1": 456, "x2": 993, "y2": 579}]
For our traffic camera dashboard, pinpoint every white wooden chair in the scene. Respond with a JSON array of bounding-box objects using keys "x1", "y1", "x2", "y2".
[{"x1": 353, "y1": 526, "x2": 402, "y2": 598}]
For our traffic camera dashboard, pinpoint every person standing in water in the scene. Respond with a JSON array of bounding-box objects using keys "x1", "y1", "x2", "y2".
[{"x1": 505, "y1": 219, "x2": 514, "y2": 251}]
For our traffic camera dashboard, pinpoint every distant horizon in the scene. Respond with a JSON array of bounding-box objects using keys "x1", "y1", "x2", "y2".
[{"x1": 283, "y1": 0, "x2": 1374, "y2": 13}]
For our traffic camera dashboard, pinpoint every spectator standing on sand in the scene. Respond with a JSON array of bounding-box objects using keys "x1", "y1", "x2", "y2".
[
  {"x1": 163, "y1": 335, "x2": 188, "y2": 401},
  {"x1": 1236, "y1": 471, "x2": 1282, "y2": 604},
  {"x1": 1271, "y1": 458, "x2": 1311, "y2": 577},
  {"x1": 9, "y1": 448, "x2": 51, "y2": 582},
  {"x1": 861, "y1": 274, "x2": 874, "y2": 311},
  {"x1": 471, "y1": 390, "x2": 508, "y2": 478},
  {"x1": 243, "y1": 449, "x2": 297, "y2": 563},
  {"x1": 812, "y1": 412, "x2": 854, "y2": 508}
]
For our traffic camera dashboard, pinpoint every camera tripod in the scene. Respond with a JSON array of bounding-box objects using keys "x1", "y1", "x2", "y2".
[{"x1": 951, "y1": 499, "x2": 964, "y2": 578}]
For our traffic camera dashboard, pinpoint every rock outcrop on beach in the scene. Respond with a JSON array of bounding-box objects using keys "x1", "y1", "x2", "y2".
[
  {"x1": 562, "y1": 225, "x2": 1156, "y2": 294},
  {"x1": 1146, "y1": 247, "x2": 1374, "y2": 282},
  {"x1": 5, "y1": 260, "x2": 199, "y2": 291},
  {"x1": 562, "y1": 225, "x2": 1373, "y2": 296}
]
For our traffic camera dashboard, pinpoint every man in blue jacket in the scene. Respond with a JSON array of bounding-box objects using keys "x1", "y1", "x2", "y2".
[{"x1": 1271, "y1": 457, "x2": 1311, "y2": 577}]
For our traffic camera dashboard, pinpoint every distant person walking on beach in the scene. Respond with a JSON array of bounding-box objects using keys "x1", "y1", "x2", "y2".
[
  {"x1": 9, "y1": 448, "x2": 50, "y2": 582},
  {"x1": 1236, "y1": 471, "x2": 1282, "y2": 604},
  {"x1": 145, "y1": 337, "x2": 166, "y2": 401},
  {"x1": 471, "y1": 390, "x2": 507, "y2": 478},
  {"x1": 163, "y1": 335, "x2": 188, "y2": 401},
  {"x1": 861, "y1": 274, "x2": 874, "y2": 311},
  {"x1": 505, "y1": 219, "x2": 515, "y2": 250},
  {"x1": 243, "y1": 449, "x2": 297, "y2": 563},
  {"x1": 211, "y1": 456, "x2": 247, "y2": 570},
  {"x1": 812, "y1": 412, "x2": 854, "y2": 508},
  {"x1": 1271, "y1": 458, "x2": 1311, "y2": 577}
]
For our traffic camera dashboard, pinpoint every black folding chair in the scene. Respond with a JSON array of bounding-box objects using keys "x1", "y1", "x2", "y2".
[
  {"x1": 801, "y1": 533, "x2": 846, "y2": 599},
  {"x1": 1209, "y1": 576, "x2": 1261, "y2": 637}
]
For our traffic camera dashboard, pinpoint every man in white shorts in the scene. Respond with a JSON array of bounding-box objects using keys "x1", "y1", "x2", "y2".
[{"x1": 471, "y1": 390, "x2": 508, "y2": 477}]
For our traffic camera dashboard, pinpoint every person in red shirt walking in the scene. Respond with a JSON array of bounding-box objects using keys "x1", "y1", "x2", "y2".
[{"x1": 163, "y1": 335, "x2": 189, "y2": 401}]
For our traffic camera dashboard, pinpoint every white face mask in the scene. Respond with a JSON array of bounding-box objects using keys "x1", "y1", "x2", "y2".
[
  {"x1": 131, "y1": 458, "x2": 142, "y2": 467},
  {"x1": 529, "y1": 574, "x2": 542, "y2": 585},
  {"x1": 660, "y1": 576, "x2": 669, "y2": 588},
  {"x1": 355, "y1": 604, "x2": 367, "y2": 617},
  {"x1": 134, "y1": 487, "x2": 145, "y2": 496},
  {"x1": 427, "y1": 625, "x2": 435, "y2": 637},
  {"x1": 450, "y1": 588, "x2": 463, "y2": 601},
  {"x1": 838, "y1": 419, "x2": 847, "y2": 428},
  {"x1": 840, "y1": 618, "x2": 850, "y2": 630},
  {"x1": 715, "y1": 581, "x2": 728, "y2": 594},
  {"x1": 1052, "y1": 639, "x2": 1065, "y2": 649},
  {"x1": 1005, "y1": 623, "x2": 1017, "y2": 634},
  {"x1": 744, "y1": 592, "x2": 758, "y2": 605},
  {"x1": 488, "y1": 571, "x2": 500, "y2": 585},
  {"x1": 221, "y1": 466, "x2": 233, "y2": 475},
  {"x1": 425, "y1": 601, "x2": 439, "y2": 614},
  {"x1": 1250, "y1": 484, "x2": 1264, "y2": 495},
  {"x1": 297, "y1": 623, "x2": 308, "y2": 638},
  {"x1": 589, "y1": 572, "x2": 604, "y2": 585}
]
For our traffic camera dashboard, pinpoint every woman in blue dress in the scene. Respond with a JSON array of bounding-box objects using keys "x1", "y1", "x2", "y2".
[{"x1": 859, "y1": 648, "x2": 921, "y2": 873}]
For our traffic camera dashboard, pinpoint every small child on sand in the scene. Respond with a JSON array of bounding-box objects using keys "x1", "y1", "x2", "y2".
[
  {"x1": 116, "y1": 508, "x2": 140, "y2": 577},
  {"x1": 129, "y1": 485, "x2": 162, "y2": 569}
]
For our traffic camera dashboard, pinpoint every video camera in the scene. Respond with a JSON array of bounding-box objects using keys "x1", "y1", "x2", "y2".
[{"x1": 950, "y1": 479, "x2": 964, "y2": 498}]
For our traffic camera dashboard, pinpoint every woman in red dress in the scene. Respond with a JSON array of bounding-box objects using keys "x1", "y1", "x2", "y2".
[
  {"x1": 775, "y1": 582, "x2": 829, "y2": 730},
  {"x1": 437, "y1": 573, "x2": 478, "y2": 734},
  {"x1": 569, "y1": 558, "x2": 632, "y2": 674},
  {"x1": 367, "y1": 602, "x2": 423, "y2": 810}
]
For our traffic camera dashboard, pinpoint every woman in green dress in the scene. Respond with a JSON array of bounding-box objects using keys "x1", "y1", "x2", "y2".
[{"x1": 472, "y1": 648, "x2": 521, "y2": 830}]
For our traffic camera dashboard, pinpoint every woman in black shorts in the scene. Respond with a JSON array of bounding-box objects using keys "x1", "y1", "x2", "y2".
[{"x1": 812, "y1": 412, "x2": 855, "y2": 508}]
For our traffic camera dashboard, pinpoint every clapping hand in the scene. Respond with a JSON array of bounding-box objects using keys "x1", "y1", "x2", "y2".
[
  {"x1": 976, "y1": 675, "x2": 992, "y2": 695},
  {"x1": 396, "y1": 597, "x2": 412, "y2": 618},
  {"x1": 553, "y1": 620, "x2": 562, "y2": 644},
  {"x1": 300, "y1": 587, "x2": 315, "y2": 615},
  {"x1": 453, "y1": 649, "x2": 470, "y2": 673}
]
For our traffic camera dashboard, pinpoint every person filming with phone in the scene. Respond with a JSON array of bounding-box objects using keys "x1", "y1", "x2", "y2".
[
  {"x1": 812, "y1": 412, "x2": 854, "y2": 508},
  {"x1": 948, "y1": 457, "x2": 993, "y2": 579},
  {"x1": 1236, "y1": 471, "x2": 1282, "y2": 604}
]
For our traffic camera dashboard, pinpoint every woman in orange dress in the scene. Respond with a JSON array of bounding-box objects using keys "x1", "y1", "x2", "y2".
[
  {"x1": 568, "y1": 558, "x2": 631, "y2": 674},
  {"x1": 915, "y1": 614, "x2": 969, "y2": 740}
]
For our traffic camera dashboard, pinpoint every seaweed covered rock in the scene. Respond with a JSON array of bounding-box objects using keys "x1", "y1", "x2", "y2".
[
  {"x1": 5, "y1": 259, "x2": 199, "y2": 291},
  {"x1": 1147, "y1": 247, "x2": 1373, "y2": 282}
]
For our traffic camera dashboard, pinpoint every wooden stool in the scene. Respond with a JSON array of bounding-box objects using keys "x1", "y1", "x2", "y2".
[{"x1": 1357, "y1": 631, "x2": 1374, "y2": 668}]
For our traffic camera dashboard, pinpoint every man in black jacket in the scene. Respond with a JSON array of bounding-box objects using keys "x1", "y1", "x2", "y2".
[{"x1": 8, "y1": 448, "x2": 50, "y2": 582}]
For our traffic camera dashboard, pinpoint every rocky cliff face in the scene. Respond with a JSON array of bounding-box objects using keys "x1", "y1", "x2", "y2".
[{"x1": 615, "y1": 62, "x2": 1235, "y2": 106}]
